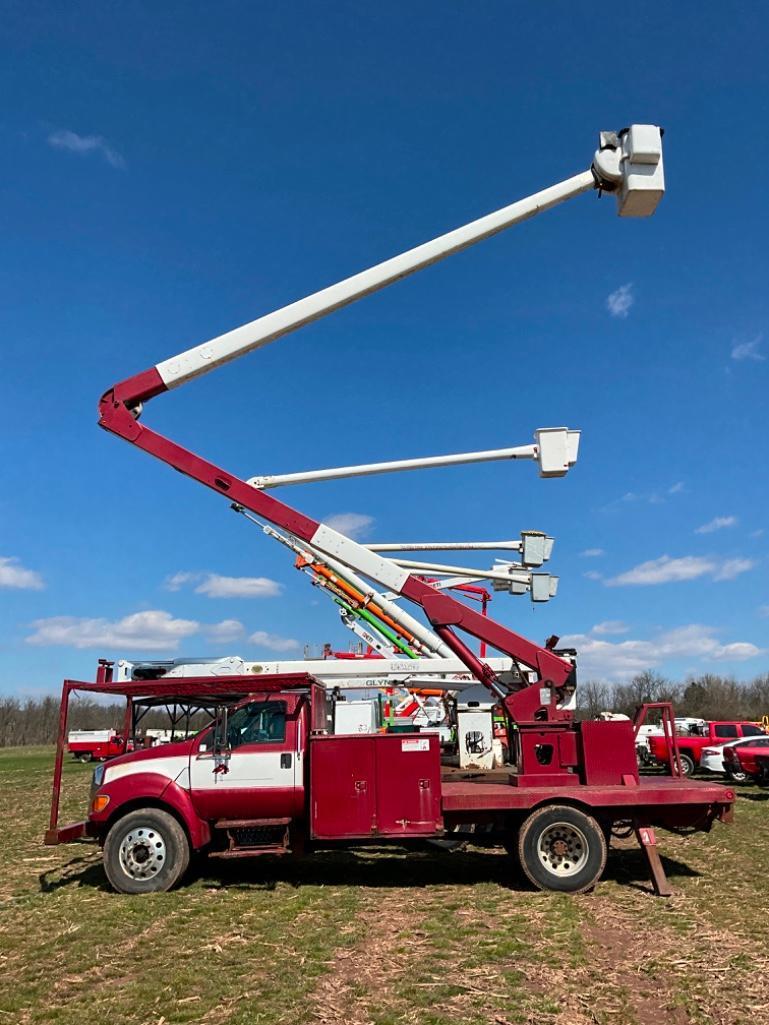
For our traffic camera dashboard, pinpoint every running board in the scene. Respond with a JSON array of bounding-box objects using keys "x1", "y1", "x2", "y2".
[{"x1": 212, "y1": 817, "x2": 291, "y2": 857}]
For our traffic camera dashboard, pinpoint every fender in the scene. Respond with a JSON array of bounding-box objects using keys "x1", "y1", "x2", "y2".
[{"x1": 92, "y1": 771, "x2": 212, "y2": 849}]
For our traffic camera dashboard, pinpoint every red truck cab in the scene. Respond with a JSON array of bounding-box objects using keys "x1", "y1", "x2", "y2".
[
  {"x1": 86, "y1": 685, "x2": 443, "y2": 890},
  {"x1": 648, "y1": 721, "x2": 766, "y2": 776}
]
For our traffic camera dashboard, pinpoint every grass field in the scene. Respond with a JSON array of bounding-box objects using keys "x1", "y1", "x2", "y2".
[{"x1": 1, "y1": 747, "x2": 767, "y2": 1025}]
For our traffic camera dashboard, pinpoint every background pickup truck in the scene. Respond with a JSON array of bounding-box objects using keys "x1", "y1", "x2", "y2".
[
  {"x1": 67, "y1": 730, "x2": 130, "y2": 763},
  {"x1": 648, "y1": 721, "x2": 766, "y2": 776}
]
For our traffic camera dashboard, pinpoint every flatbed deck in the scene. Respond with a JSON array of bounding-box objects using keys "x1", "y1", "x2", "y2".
[{"x1": 441, "y1": 774, "x2": 734, "y2": 834}]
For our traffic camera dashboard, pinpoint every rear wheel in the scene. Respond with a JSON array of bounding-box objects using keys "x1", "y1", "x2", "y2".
[
  {"x1": 518, "y1": 805, "x2": 606, "y2": 894},
  {"x1": 725, "y1": 768, "x2": 747, "y2": 784},
  {"x1": 103, "y1": 808, "x2": 190, "y2": 894},
  {"x1": 77, "y1": 752, "x2": 92, "y2": 763}
]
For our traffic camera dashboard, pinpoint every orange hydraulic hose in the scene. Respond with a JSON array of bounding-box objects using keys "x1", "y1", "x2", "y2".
[{"x1": 297, "y1": 557, "x2": 419, "y2": 646}]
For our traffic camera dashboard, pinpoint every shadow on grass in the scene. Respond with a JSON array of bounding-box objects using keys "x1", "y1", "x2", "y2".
[
  {"x1": 188, "y1": 844, "x2": 704, "y2": 897},
  {"x1": 38, "y1": 842, "x2": 703, "y2": 897},
  {"x1": 603, "y1": 847, "x2": 700, "y2": 895},
  {"x1": 737, "y1": 790, "x2": 769, "y2": 802},
  {"x1": 39, "y1": 855, "x2": 109, "y2": 894},
  {"x1": 195, "y1": 846, "x2": 520, "y2": 893}
]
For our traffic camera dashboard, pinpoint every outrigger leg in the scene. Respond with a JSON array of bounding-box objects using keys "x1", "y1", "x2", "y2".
[{"x1": 635, "y1": 824, "x2": 672, "y2": 897}]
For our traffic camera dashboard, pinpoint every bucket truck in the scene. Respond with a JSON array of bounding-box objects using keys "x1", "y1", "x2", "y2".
[{"x1": 46, "y1": 125, "x2": 735, "y2": 898}]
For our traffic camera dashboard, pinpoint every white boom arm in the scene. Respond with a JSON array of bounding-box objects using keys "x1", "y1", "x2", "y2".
[
  {"x1": 249, "y1": 429, "x2": 579, "y2": 486},
  {"x1": 115, "y1": 655, "x2": 526, "y2": 689},
  {"x1": 151, "y1": 126, "x2": 663, "y2": 392}
]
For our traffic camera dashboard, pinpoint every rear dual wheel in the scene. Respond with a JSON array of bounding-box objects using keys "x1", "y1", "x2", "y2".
[{"x1": 516, "y1": 805, "x2": 607, "y2": 894}]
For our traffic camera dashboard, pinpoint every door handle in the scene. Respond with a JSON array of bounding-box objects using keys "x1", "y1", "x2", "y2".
[{"x1": 280, "y1": 753, "x2": 292, "y2": 769}]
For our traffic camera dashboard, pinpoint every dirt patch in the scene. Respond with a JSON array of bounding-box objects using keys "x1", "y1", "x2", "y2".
[
  {"x1": 582, "y1": 903, "x2": 689, "y2": 1025},
  {"x1": 308, "y1": 893, "x2": 429, "y2": 1025},
  {"x1": 583, "y1": 890, "x2": 769, "y2": 1025}
]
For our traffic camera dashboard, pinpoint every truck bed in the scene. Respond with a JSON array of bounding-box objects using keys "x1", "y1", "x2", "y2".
[{"x1": 441, "y1": 775, "x2": 734, "y2": 828}]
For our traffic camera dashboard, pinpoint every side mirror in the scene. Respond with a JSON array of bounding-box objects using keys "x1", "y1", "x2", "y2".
[{"x1": 213, "y1": 706, "x2": 231, "y2": 774}]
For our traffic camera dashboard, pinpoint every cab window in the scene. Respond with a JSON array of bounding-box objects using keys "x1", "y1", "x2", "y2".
[
  {"x1": 741, "y1": 724, "x2": 764, "y2": 737},
  {"x1": 226, "y1": 701, "x2": 287, "y2": 748},
  {"x1": 714, "y1": 724, "x2": 738, "y2": 738}
]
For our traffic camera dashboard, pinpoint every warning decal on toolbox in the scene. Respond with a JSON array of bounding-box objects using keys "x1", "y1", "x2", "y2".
[{"x1": 401, "y1": 738, "x2": 430, "y2": 752}]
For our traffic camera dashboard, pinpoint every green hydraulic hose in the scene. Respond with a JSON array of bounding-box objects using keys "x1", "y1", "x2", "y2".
[{"x1": 334, "y1": 597, "x2": 418, "y2": 659}]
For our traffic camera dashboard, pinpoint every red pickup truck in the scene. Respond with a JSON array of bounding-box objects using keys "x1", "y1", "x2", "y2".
[{"x1": 648, "y1": 721, "x2": 766, "y2": 777}]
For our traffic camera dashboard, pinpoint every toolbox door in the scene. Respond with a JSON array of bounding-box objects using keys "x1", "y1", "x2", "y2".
[
  {"x1": 310, "y1": 736, "x2": 376, "y2": 838},
  {"x1": 375, "y1": 733, "x2": 442, "y2": 835}
]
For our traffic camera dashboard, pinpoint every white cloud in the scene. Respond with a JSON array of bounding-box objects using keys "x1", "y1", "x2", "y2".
[
  {"x1": 583, "y1": 570, "x2": 603, "y2": 581},
  {"x1": 695, "y1": 515, "x2": 737, "y2": 535},
  {"x1": 47, "y1": 128, "x2": 125, "y2": 169},
  {"x1": 580, "y1": 548, "x2": 605, "y2": 558},
  {"x1": 606, "y1": 283, "x2": 634, "y2": 318},
  {"x1": 0, "y1": 556, "x2": 44, "y2": 591},
  {"x1": 248, "y1": 630, "x2": 301, "y2": 652},
  {"x1": 713, "y1": 558, "x2": 755, "y2": 581},
  {"x1": 606, "y1": 554, "x2": 755, "y2": 587},
  {"x1": 714, "y1": 642, "x2": 762, "y2": 660},
  {"x1": 605, "y1": 489, "x2": 666, "y2": 509},
  {"x1": 196, "y1": 574, "x2": 282, "y2": 599},
  {"x1": 165, "y1": 571, "x2": 282, "y2": 599},
  {"x1": 561, "y1": 623, "x2": 763, "y2": 681},
  {"x1": 731, "y1": 334, "x2": 764, "y2": 362},
  {"x1": 750, "y1": 529, "x2": 764, "y2": 539},
  {"x1": 324, "y1": 513, "x2": 374, "y2": 540},
  {"x1": 592, "y1": 620, "x2": 629, "y2": 636},
  {"x1": 26, "y1": 610, "x2": 198, "y2": 651},
  {"x1": 164, "y1": 571, "x2": 198, "y2": 592},
  {"x1": 205, "y1": 619, "x2": 245, "y2": 643},
  {"x1": 668, "y1": 481, "x2": 685, "y2": 495},
  {"x1": 759, "y1": 605, "x2": 769, "y2": 618}
]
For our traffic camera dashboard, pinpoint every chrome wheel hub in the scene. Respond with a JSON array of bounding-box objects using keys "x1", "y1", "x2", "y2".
[
  {"x1": 119, "y1": 826, "x2": 166, "y2": 880},
  {"x1": 537, "y1": 822, "x2": 588, "y2": 877}
]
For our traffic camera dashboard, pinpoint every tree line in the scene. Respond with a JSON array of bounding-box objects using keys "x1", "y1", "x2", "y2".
[
  {"x1": 577, "y1": 671, "x2": 769, "y2": 723},
  {"x1": 0, "y1": 695, "x2": 204, "y2": 749}
]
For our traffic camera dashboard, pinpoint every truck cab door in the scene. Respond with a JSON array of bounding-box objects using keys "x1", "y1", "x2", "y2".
[{"x1": 189, "y1": 697, "x2": 305, "y2": 821}]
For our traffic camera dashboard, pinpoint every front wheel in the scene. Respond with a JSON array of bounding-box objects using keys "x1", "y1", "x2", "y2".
[
  {"x1": 103, "y1": 808, "x2": 190, "y2": 894},
  {"x1": 518, "y1": 805, "x2": 607, "y2": 894}
]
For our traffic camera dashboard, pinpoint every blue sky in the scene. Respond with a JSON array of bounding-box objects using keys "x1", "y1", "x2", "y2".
[{"x1": 1, "y1": 1, "x2": 767, "y2": 694}]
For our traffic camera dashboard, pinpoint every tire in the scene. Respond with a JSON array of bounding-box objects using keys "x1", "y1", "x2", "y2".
[
  {"x1": 725, "y1": 768, "x2": 747, "y2": 784},
  {"x1": 77, "y1": 752, "x2": 93, "y2": 763},
  {"x1": 677, "y1": 753, "x2": 695, "y2": 777},
  {"x1": 103, "y1": 808, "x2": 190, "y2": 894},
  {"x1": 518, "y1": 805, "x2": 607, "y2": 894}
]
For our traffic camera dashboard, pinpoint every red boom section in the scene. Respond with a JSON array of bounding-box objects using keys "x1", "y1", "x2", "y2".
[{"x1": 99, "y1": 370, "x2": 574, "y2": 709}]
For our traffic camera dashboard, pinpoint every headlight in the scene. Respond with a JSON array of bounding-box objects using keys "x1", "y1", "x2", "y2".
[{"x1": 92, "y1": 764, "x2": 105, "y2": 788}]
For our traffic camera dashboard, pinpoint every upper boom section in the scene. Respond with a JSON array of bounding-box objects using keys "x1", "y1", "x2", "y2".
[
  {"x1": 99, "y1": 124, "x2": 664, "y2": 707},
  {"x1": 113, "y1": 126, "x2": 662, "y2": 404}
]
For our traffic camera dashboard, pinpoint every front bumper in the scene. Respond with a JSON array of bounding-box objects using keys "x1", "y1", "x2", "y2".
[{"x1": 44, "y1": 820, "x2": 98, "y2": 845}]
